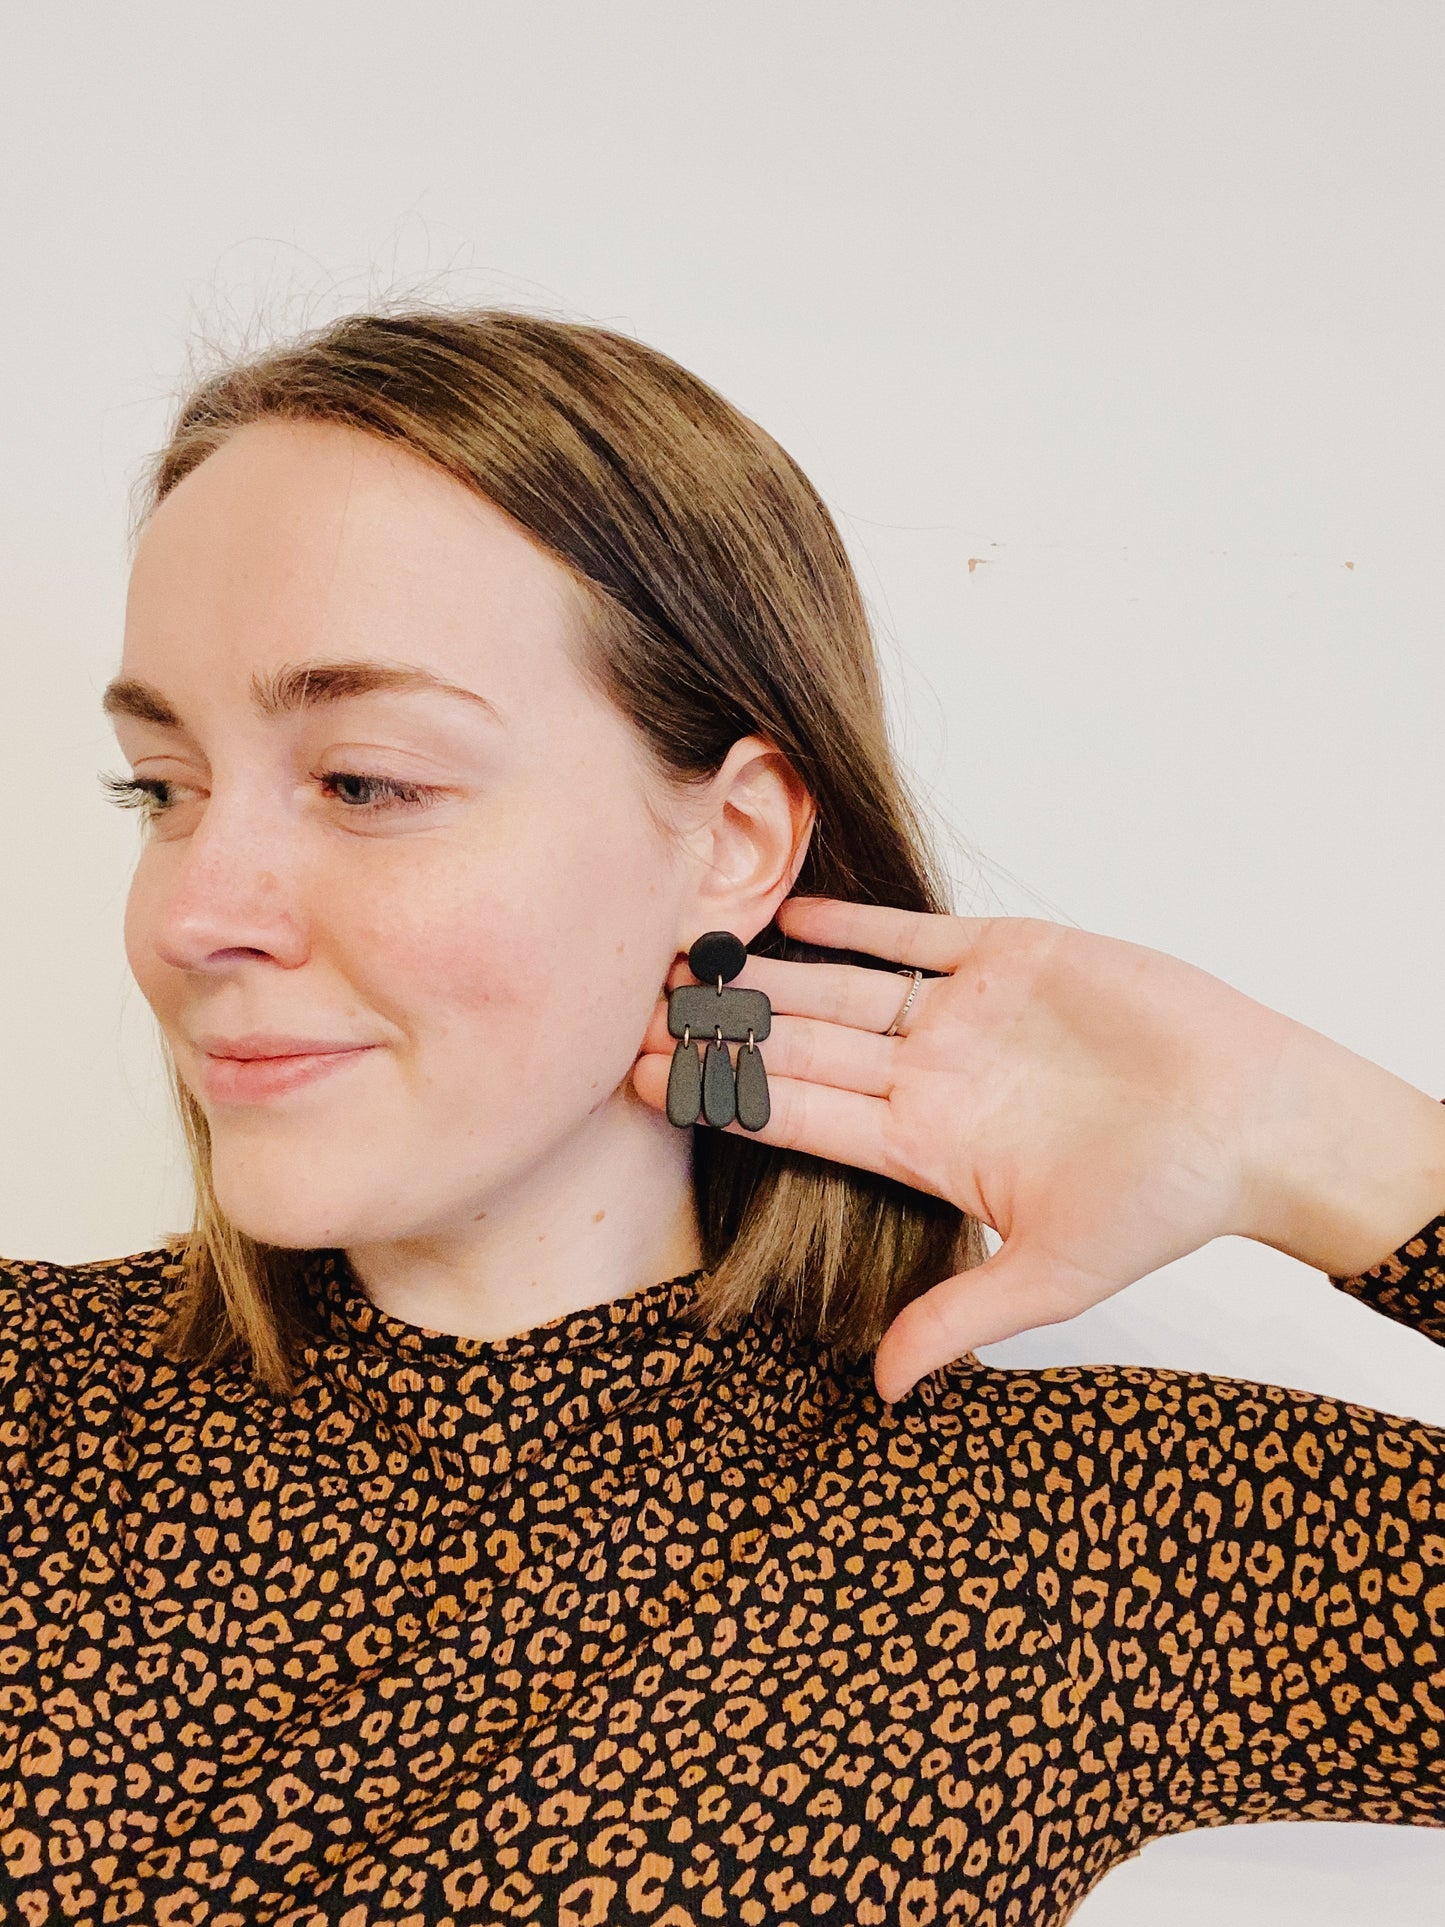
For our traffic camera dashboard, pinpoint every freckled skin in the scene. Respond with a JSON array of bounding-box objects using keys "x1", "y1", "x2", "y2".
[{"x1": 113, "y1": 421, "x2": 810, "y2": 1341}]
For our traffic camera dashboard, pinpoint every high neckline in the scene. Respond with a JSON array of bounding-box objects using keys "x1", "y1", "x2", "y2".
[
  {"x1": 302, "y1": 1244, "x2": 713, "y2": 1368},
  {"x1": 289, "y1": 1247, "x2": 841, "y2": 1489}
]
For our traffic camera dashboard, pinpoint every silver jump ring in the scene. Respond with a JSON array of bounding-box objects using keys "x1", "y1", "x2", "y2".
[{"x1": 883, "y1": 968, "x2": 923, "y2": 1037}]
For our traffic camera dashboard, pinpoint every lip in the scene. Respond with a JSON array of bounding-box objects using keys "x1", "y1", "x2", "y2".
[
  {"x1": 196, "y1": 1037, "x2": 381, "y2": 1105},
  {"x1": 197, "y1": 1032, "x2": 377, "y2": 1060}
]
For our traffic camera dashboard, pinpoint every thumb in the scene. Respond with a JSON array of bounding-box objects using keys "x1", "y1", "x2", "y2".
[{"x1": 873, "y1": 1241, "x2": 1110, "y2": 1403}]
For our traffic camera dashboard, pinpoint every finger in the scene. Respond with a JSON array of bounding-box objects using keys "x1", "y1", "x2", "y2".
[
  {"x1": 637, "y1": 1003, "x2": 902, "y2": 1097},
  {"x1": 651, "y1": 921, "x2": 955, "y2": 1055},
  {"x1": 657, "y1": 951, "x2": 938, "y2": 1039},
  {"x1": 639, "y1": 991, "x2": 675, "y2": 1055},
  {"x1": 872, "y1": 1245, "x2": 1120, "y2": 1401},
  {"x1": 776, "y1": 896, "x2": 1005, "y2": 974},
  {"x1": 631, "y1": 1053, "x2": 911, "y2": 1186}
]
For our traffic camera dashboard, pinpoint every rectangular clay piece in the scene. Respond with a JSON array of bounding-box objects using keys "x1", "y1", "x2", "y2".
[{"x1": 667, "y1": 985, "x2": 771, "y2": 1043}]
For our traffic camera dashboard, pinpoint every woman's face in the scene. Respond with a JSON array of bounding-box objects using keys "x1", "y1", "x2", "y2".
[{"x1": 110, "y1": 419, "x2": 720, "y2": 1252}]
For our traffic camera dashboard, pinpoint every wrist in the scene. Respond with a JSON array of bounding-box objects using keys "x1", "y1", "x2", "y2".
[{"x1": 1239, "y1": 1021, "x2": 1445, "y2": 1277}]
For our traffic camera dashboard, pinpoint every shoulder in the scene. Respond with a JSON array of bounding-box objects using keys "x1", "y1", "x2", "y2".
[
  {"x1": 0, "y1": 1243, "x2": 184, "y2": 1394},
  {"x1": 845, "y1": 1344, "x2": 1445, "y2": 1528},
  {"x1": 795, "y1": 1351, "x2": 1048, "y2": 1515},
  {"x1": 1, "y1": 1240, "x2": 183, "y2": 1314},
  {"x1": 804, "y1": 1347, "x2": 1242, "y2": 1507},
  {"x1": 816, "y1": 1350, "x2": 1060, "y2": 1455},
  {"x1": 777, "y1": 1354, "x2": 1084, "y2": 1640}
]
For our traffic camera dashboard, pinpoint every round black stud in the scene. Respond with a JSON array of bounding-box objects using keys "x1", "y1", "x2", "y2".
[{"x1": 687, "y1": 930, "x2": 746, "y2": 985}]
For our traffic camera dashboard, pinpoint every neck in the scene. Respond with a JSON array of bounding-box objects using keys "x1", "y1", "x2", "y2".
[{"x1": 342, "y1": 1091, "x2": 703, "y2": 1340}]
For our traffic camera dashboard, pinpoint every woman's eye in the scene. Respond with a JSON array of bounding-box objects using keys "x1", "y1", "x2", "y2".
[
  {"x1": 100, "y1": 773, "x2": 179, "y2": 819},
  {"x1": 317, "y1": 771, "x2": 442, "y2": 812},
  {"x1": 99, "y1": 770, "x2": 443, "y2": 820}
]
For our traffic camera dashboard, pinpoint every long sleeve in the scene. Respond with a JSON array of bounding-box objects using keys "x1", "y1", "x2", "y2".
[
  {"x1": 1328, "y1": 1211, "x2": 1445, "y2": 1343},
  {"x1": 995, "y1": 1202, "x2": 1445, "y2": 1879}
]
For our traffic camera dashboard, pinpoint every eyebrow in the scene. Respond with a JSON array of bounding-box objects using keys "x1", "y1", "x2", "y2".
[{"x1": 100, "y1": 658, "x2": 504, "y2": 728}]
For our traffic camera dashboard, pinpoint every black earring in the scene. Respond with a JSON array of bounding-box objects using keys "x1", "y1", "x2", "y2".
[{"x1": 665, "y1": 930, "x2": 771, "y2": 1131}]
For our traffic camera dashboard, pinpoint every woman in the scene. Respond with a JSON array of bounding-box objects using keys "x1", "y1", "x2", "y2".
[{"x1": 1, "y1": 308, "x2": 1441, "y2": 1926}]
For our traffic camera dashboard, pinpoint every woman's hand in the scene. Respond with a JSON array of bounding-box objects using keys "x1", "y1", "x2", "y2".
[{"x1": 632, "y1": 896, "x2": 1445, "y2": 1400}]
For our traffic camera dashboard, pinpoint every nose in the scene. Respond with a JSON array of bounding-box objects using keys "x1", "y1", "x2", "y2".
[{"x1": 143, "y1": 798, "x2": 310, "y2": 974}]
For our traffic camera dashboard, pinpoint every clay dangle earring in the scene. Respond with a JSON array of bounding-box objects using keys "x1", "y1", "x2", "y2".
[{"x1": 665, "y1": 930, "x2": 772, "y2": 1131}]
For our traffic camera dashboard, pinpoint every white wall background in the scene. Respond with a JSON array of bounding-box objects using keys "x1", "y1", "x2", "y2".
[{"x1": 2, "y1": 5, "x2": 1442, "y2": 1919}]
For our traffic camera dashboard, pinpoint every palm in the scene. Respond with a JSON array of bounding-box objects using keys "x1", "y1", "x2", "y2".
[{"x1": 633, "y1": 896, "x2": 1299, "y2": 1399}]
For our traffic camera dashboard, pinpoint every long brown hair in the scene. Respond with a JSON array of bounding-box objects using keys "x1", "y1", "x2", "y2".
[{"x1": 132, "y1": 306, "x2": 985, "y2": 1395}]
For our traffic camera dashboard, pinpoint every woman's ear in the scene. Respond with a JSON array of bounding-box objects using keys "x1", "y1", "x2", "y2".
[{"x1": 677, "y1": 735, "x2": 816, "y2": 945}]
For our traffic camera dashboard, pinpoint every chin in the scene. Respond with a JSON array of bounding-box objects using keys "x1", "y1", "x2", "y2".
[
  {"x1": 208, "y1": 1146, "x2": 406, "y2": 1251},
  {"x1": 213, "y1": 1192, "x2": 360, "y2": 1252}
]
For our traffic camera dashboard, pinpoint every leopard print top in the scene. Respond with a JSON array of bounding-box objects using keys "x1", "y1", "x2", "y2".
[{"x1": 2, "y1": 1197, "x2": 1443, "y2": 1926}]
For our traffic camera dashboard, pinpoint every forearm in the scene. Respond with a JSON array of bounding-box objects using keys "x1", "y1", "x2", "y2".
[{"x1": 1241, "y1": 1018, "x2": 1445, "y2": 1277}]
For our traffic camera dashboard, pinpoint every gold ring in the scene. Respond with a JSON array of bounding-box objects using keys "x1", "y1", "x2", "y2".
[{"x1": 884, "y1": 968, "x2": 923, "y2": 1036}]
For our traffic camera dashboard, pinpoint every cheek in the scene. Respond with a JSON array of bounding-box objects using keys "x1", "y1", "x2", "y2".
[
  {"x1": 347, "y1": 809, "x2": 677, "y2": 1085},
  {"x1": 121, "y1": 857, "x2": 173, "y2": 1015}
]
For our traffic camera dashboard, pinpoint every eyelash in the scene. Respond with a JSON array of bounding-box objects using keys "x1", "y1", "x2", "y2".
[{"x1": 99, "y1": 771, "x2": 443, "y2": 819}]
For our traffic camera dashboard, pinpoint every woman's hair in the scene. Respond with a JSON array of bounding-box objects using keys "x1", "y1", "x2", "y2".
[{"x1": 133, "y1": 306, "x2": 986, "y2": 1395}]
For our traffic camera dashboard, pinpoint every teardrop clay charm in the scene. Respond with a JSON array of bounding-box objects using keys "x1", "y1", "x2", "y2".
[
  {"x1": 666, "y1": 1039, "x2": 703, "y2": 1127},
  {"x1": 734, "y1": 1041, "x2": 770, "y2": 1131},
  {"x1": 702, "y1": 1036, "x2": 737, "y2": 1127}
]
